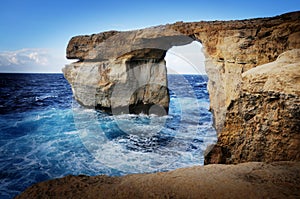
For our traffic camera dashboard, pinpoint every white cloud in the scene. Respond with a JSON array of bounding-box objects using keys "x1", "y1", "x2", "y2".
[
  {"x1": 28, "y1": 51, "x2": 49, "y2": 65},
  {"x1": 0, "y1": 49, "x2": 50, "y2": 67},
  {"x1": 0, "y1": 48, "x2": 70, "y2": 73}
]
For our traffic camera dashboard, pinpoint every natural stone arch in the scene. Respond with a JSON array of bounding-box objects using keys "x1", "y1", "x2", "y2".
[{"x1": 63, "y1": 11, "x2": 300, "y2": 164}]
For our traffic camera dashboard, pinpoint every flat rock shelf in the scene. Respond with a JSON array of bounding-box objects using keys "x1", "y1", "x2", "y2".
[{"x1": 16, "y1": 161, "x2": 300, "y2": 199}]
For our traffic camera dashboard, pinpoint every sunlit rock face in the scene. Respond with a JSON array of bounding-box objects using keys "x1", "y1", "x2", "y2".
[{"x1": 63, "y1": 11, "x2": 300, "y2": 163}]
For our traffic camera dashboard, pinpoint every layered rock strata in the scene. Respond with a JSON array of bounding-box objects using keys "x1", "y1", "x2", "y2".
[{"x1": 63, "y1": 11, "x2": 300, "y2": 163}]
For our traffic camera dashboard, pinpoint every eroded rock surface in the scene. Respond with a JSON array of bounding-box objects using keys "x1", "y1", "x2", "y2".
[
  {"x1": 205, "y1": 49, "x2": 300, "y2": 164},
  {"x1": 16, "y1": 162, "x2": 300, "y2": 199}
]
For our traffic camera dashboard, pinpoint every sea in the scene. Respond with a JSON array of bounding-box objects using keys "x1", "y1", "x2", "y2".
[{"x1": 0, "y1": 73, "x2": 217, "y2": 199}]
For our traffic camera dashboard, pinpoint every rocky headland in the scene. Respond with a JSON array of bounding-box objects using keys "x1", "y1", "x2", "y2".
[{"x1": 17, "y1": 11, "x2": 300, "y2": 198}]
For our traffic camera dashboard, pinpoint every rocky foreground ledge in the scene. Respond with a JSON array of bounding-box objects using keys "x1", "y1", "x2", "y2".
[{"x1": 16, "y1": 161, "x2": 300, "y2": 199}]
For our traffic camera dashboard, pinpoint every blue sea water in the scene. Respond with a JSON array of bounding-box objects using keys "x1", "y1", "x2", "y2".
[{"x1": 0, "y1": 73, "x2": 216, "y2": 199}]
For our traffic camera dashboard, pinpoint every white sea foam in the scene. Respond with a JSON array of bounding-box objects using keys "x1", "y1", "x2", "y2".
[
  {"x1": 64, "y1": 131, "x2": 79, "y2": 135},
  {"x1": 73, "y1": 103, "x2": 212, "y2": 173}
]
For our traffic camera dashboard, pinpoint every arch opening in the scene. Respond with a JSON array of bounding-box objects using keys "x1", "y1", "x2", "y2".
[{"x1": 164, "y1": 41, "x2": 217, "y2": 164}]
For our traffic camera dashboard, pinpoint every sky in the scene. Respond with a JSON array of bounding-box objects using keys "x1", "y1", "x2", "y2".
[{"x1": 0, "y1": 0, "x2": 299, "y2": 73}]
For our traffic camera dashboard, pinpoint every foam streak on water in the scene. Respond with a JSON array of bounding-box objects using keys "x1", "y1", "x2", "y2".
[{"x1": 0, "y1": 73, "x2": 216, "y2": 199}]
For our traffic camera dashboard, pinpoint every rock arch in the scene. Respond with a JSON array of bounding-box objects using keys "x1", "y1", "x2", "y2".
[{"x1": 63, "y1": 11, "x2": 300, "y2": 164}]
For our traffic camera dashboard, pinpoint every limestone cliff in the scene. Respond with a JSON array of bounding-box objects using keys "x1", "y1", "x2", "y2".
[
  {"x1": 205, "y1": 49, "x2": 300, "y2": 164},
  {"x1": 63, "y1": 11, "x2": 300, "y2": 163}
]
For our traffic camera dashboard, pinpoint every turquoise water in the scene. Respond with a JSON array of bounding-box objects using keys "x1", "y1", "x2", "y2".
[{"x1": 0, "y1": 73, "x2": 216, "y2": 198}]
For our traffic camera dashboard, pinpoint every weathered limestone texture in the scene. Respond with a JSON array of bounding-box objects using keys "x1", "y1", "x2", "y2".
[{"x1": 63, "y1": 11, "x2": 300, "y2": 163}]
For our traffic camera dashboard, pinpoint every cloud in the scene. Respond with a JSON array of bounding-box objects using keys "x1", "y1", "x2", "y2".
[
  {"x1": 0, "y1": 48, "x2": 71, "y2": 73},
  {"x1": 0, "y1": 48, "x2": 50, "y2": 67}
]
